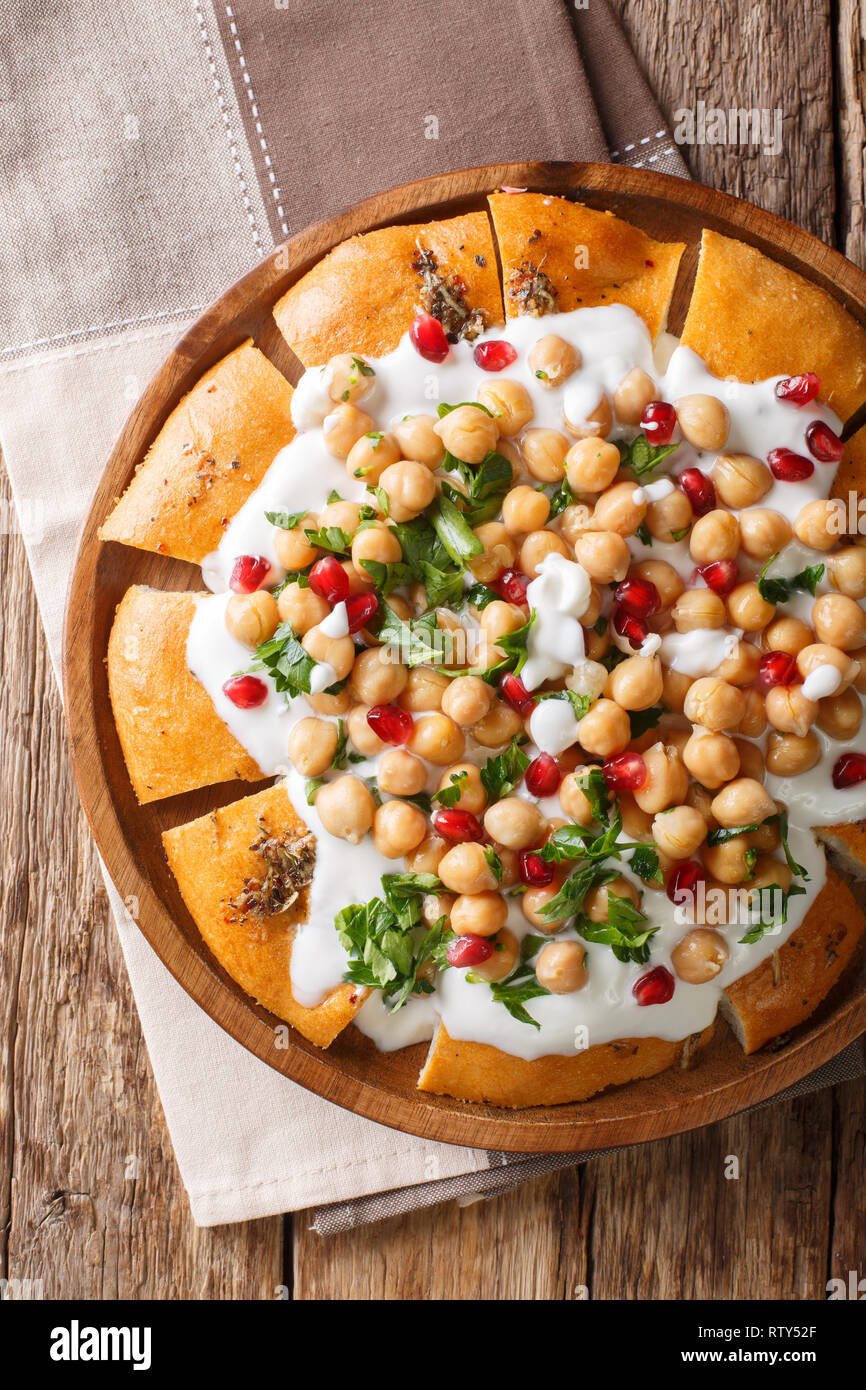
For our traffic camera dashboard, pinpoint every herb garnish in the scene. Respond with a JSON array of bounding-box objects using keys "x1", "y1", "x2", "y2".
[
  {"x1": 412, "y1": 246, "x2": 486, "y2": 341},
  {"x1": 249, "y1": 622, "x2": 317, "y2": 697},
  {"x1": 229, "y1": 830, "x2": 315, "y2": 919},
  {"x1": 266, "y1": 508, "x2": 307, "y2": 530},
  {"x1": 616, "y1": 433, "x2": 679, "y2": 479},
  {"x1": 757, "y1": 554, "x2": 825, "y2": 605},
  {"x1": 375, "y1": 603, "x2": 453, "y2": 667},
  {"x1": 337, "y1": 871, "x2": 455, "y2": 1011},
  {"x1": 467, "y1": 935, "x2": 549, "y2": 1028},
  {"x1": 479, "y1": 738, "x2": 530, "y2": 802},
  {"x1": 433, "y1": 771, "x2": 468, "y2": 808}
]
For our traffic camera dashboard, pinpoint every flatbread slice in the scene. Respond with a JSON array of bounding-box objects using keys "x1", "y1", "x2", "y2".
[
  {"x1": 417, "y1": 1021, "x2": 714, "y2": 1108},
  {"x1": 107, "y1": 586, "x2": 264, "y2": 803},
  {"x1": 720, "y1": 868, "x2": 864, "y2": 1055},
  {"x1": 163, "y1": 783, "x2": 365, "y2": 1045},
  {"x1": 488, "y1": 191, "x2": 685, "y2": 337},
  {"x1": 273, "y1": 212, "x2": 503, "y2": 365},
  {"x1": 100, "y1": 341, "x2": 295, "y2": 564}
]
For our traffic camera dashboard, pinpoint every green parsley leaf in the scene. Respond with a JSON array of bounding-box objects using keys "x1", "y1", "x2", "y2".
[
  {"x1": 327, "y1": 489, "x2": 344, "y2": 504},
  {"x1": 375, "y1": 602, "x2": 452, "y2": 666},
  {"x1": 636, "y1": 521, "x2": 653, "y2": 547},
  {"x1": 429, "y1": 495, "x2": 484, "y2": 566},
  {"x1": 465, "y1": 581, "x2": 499, "y2": 610},
  {"x1": 305, "y1": 777, "x2": 324, "y2": 805},
  {"x1": 331, "y1": 719, "x2": 348, "y2": 770},
  {"x1": 538, "y1": 861, "x2": 619, "y2": 922},
  {"x1": 629, "y1": 844, "x2": 663, "y2": 886},
  {"x1": 575, "y1": 892, "x2": 659, "y2": 965},
  {"x1": 483, "y1": 845, "x2": 503, "y2": 881},
  {"x1": 548, "y1": 476, "x2": 574, "y2": 519},
  {"x1": 266, "y1": 508, "x2": 307, "y2": 530},
  {"x1": 467, "y1": 933, "x2": 550, "y2": 1029},
  {"x1": 479, "y1": 738, "x2": 530, "y2": 802},
  {"x1": 303, "y1": 524, "x2": 352, "y2": 554},
  {"x1": 336, "y1": 877, "x2": 454, "y2": 1011},
  {"x1": 443, "y1": 450, "x2": 513, "y2": 526},
  {"x1": 351, "y1": 356, "x2": 375, "y2": 378},
  {"x1": 738, "y1": 883, "x2": 807, "y2": 944},
  {"x1": 366, "y1": 484, "x2": 390, "y2": 517},
  {"x1": 617, "y1": 433, "x2": 680, "y2": 479},
  {"x1": 706, "y1": 822, "x2": 761, "y2": 848},
  {"x1": 628, "y1": 703, "x2": 667, "y2": 740},
  {"x1": 249, "y1": 621, "x2": 317, "y2": 697},
  {"x1": 576, "y1": 767, "x2": 612, "y2": 824},
  {"x1": 670, "y1": 523, "x2": 691, "y2": 542},
  {"x1": 359, "y1": 558, "x2": 414, "y2": 594},
  {"x1": 437, "y1": 400, "x2": 493, "y2": 418},
  {"x1": 537, "y1": 688, "x2": 593, "y2": 721},
  {"x1": 433, "y1": 771, "x2": 468, "y2": 809},
  {"x1": 391, "y1": 516, "x2": 465, "y2": 610},
  {"x1": 776, "y1": 809, "x2": 809, "y2": 880},
  {"x1": 757, "y1": 554, "x2": 825, "y2": 605}
]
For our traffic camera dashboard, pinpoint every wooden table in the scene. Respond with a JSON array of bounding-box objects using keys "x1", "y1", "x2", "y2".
[{"x1": 2, "y1": 1, "x2": 864, "y2": 1300}]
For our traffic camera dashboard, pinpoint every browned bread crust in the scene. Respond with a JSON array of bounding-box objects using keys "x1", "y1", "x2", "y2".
[
  {"x1": 487, "y1": 192, "x2": 685, "y2": 337},
  {"x1": 163, "y1": 783, "x2": 365, "y2": 1045},
  {"x1": 107, "y1": 586, "x2": 263, "y2": 803},
  {"x1": 99, "y1": 342, "x2": 295, "y2": 564},
  {"x1": 273, "y1": 212, "x2": 503, "y2": 365}
]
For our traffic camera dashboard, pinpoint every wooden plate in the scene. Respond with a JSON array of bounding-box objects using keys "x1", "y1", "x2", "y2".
[{"x1": 63, "y1": 162, "x2": 866, "y2": 1153}]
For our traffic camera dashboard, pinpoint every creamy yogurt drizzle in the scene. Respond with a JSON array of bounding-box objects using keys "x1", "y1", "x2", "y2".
[{"x1": 186, "y1": 303, "x2": 863, "y2": 1062}]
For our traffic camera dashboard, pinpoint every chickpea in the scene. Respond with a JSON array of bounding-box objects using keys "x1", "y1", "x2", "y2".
[
  {"x1": 394, "y1": 668, "x2": 447, "y2": 715},
  {"x1": 408, "y1": 713, "x2": 465, "y2": 765},
  {"x1": 675, "y1": 393, "x2": 730, "y2": 450},
  {"x1": 321, "y1": 403, "x2": 374, "y2": 460},
  {"x1": 558, "y1": 502, "x2": 598, "y2": 548},
  {"x1": 737, "y1": 688, "x2": 767, "y2": 738},
  {"x1": 764, "y1": 684, "x2": 818, "y2": 738},
  {"x1": 450, "y1": 892, "x2": 508, "y2": 938},
  {"x1": 351, "y1": 523, "x2": 402, "y2": 575},
  {"x1": 660, "y1": 667, "x2": 692, "y2": 715},
  {"x1": 672, "y1": 588, "x2": 727, "y2": 632},
  {"x1": 683, "y1": 677, "x2": 746, "y2": 733},
  {"x1": 591, "y1": 481, "x2": 647, "y2": 538},
  {"x1": 712, "y1": 640, "x2": 762, "y2": 688},
  {"x1": 583, "y1": 876, "x2": 640, "y2": 923},
  {"x1": 727, "y1": 582, "x2": 776, "y2": 632},
  {"x1": 343, "y1": 429, "x2": 399, "y2": 484},
  {"x1": 766, "y1": 731, "x2": 820, "y2": 777},
  {"x1": 828, "y1": 545, "x2": 866, "y2": 599},
  {"x1": 645, "y1": 488, "x2": 693, "y2": 543},
  {"x1": 439, "y1": 675, "x2": 491, "y2": 727},
  {"x1": 565, "y1": 437, "x2": 621, "y2": 494},
  {"x1": 763, "y1": 616, "x2": 813, "y2": 657},
  {"x1": 518, "y1": 528, "x2": 570, "y2": 578},
  {"x1": 470, "y1": 521, "x2": 517, "y2": 582},
  {"x1": 438, "y1": 842, "x2": 498, "y2": 895},
  {"x1": 575, "y1": 530, "x2": 630, "y2": 583},
  {"x1": 793, "y1": 498, "x2": 846, "y2": 552},
  {"x1": 287, "y1": 717, "x2": 338, "y2": 777},
  {"x1": 738, "y1": 508, "x2": 792, "y2": 561},
  {"x1": 325, "y1": 353, "x2": 376, "y2": 406},
  {"x1": 671, "y1": 929, "x2": 728, "y2": 984},
  {"x1": 471, "y1": 927, "x2": 520, "y2": 982},
  {"x1": 502, "y1": 484, "x2": 550, "y2": 534},
  {"x1": 276, "y1": 582, "x2": 329, "y2": 635},
  {"x1": 652, "y1": 805, "x2": 708, "y2": 859},
  {"x1": 421, "y1": 892, "x2": 456, "y2": 928},
  {"x1": 685, "y1": 782, "x2": 718, "y2": 830},
  {"x1": 689, "y1": 509, "x2": 740, "y2": 564},
  {"x1": 317, "y1": 500, "x2": 362, "y2": 535},
  {"x1": 407, "y1": 833, "x2": 447, "y2": 876},
  {"x1": 481, "y1": 602, "x2": 526, "y2": 647},
  {"x1": 225, "y1": 590, "x2": 279, "y2": 648},
  {"x1": 272, "y1": 513, "x2": 318, "y2": 571},
  {"x1": 302, "y1": 624, "x2": 355, "y2": 681},
  {"x1": 522, "y1": 884, "x2": 568, "y2": 932},
  {"x1": 682, "y1": 731, "x2": 740, "y2": 789},
  {"x1": 350, "y1": 646, "x2": 408, "y2": 705},
  {"x1": 563, "y1": 389, "x2": 613, "y2": 440},
  {"x1": 851, "y1": 648, "x2": 866, "y2": 694},
  {"x1": 613, "y1": 367, "x2": 656, "y2": 425},
  {"x1": 817, "y1": 688, "x2": 863, "y2": 739},
  {"x1": 559, "y1": 770, "x2": 596, "y2": 826},
  {"x1": 377, "y1": 459, "x2": 437, "y2": 522},
  {"x1": 748, "y1": 854, "x2": 793, "y2": 894},
  {"x1": 633, "y1": 743, "x2": 689, "y2": 813},
  {"x1": 702, "y1": 837, "x2": 755, "y2": 884},
  {"x1": 812, "y1": 593, "x2": 866, "y2": 650},
  {"x1": 528, "y1": 334, "x2": 580, "y2": 387},
  {"x1": 392, "y1": 414, "x2": 445, "y2": 469},
  {"x1": 796, "y1": 641, "x2": 858, "y2": 693},
  {"x1": 607, "y1": 655, "x2": 664, "y2": 711},
  {"x1": 533, "y1": 941, "x2": 586, "y2": 994},
  {"x1": 476, "y1": 379, "x2": 534, "y2": 435},
  {"x1": 576, "y1": 697, "x2": 630, "y2": 757},
  {"x1": 710, "y1": 777, "x2": 777, "y2": 829},
  {"x1": 733, "y1": 738, "x2": 765, "y2": 783},
  {"x1": 370, "y1": 799, "x2": 426, "y2": 858},
  {"x1": 711, "y1": 453, "x2": 772, "y2": 509},
  {"x1": 483, "y1": 797, "x2": 544, "y2": 851},
  {"x1": 378, "y1": 749, "x2": 428, "y2": 796},
  {"x1": 583, "y1": 625, "x2": 610, "y2": 663},
  {"x1": 305, "y1": 687, "x2": 351, "y2": 716},
  {"x1": 315, "y1": 775, "x2": 376, "y2": 844},
  {"x1": 521, "y1": 428, "x2": 569, "y2": 483},
  {"x1": 749, "y1": 816, "x2": 779, "y2": 851},
  {"x1": 437, "y1": 762, "x2": 487, "y2": 815},
  {"x1": 581, "y1": 584, "x2": 603, "y2": 628},
  {"x1": 433, "y1": 403, "x2": 499, "y2": 463},
  {"x1": 473, "y1": 700, "x2": 524, "y2": 748},
  {"x1": 341, "y1": 559, "x2": 375, "y2": 595},
  {"x1": 632, "y1": 559, "x2": 684, "y2": 609}
]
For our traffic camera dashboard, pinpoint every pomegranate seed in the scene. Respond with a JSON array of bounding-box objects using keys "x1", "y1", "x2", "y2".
[
  {"x1": 633, "y1": 966, "x2": 675, "y2": 1007},
  {"x1": 525, "y1": 753, "x2": 561, "y2": 798},
  {"x1": 640, "y1": 400, "x2": 677, "y2": 445},
  {"x1": 345, "y1": 592, "x2": 379, "y2": 633},
  {"x1": 603, "y1": 751, "x2": 647, "y2": 791},
  {"x1": 409, "y1": 312, "x2": 450, "y2": 363},
  {"x1": 367, "y1": 704, "x2": 413, "y2": 745},
  {"x1": 433, "y1": 808, "x2": 484, "y2": 843},
  {"x1": 309, "y1": 554, "x2": 350, "y2": 604},
  {"x1": 614, "y1": 577, "x2": 660, "y2": 618},
  {"x1": 500, "y1": 672, "x2": 536, "y2": 715},
  {"x1": 229, "y1": 554, "x2": 270, "y2": 594},
  {"x1": 677, "y1": 468, "x2": 716, "y2": 516},
  {"x1": 775, "y1": 372, "x2": 820, "y2": 406},
  {"x1": 519, "y1": 851, "x2": 554, "y2": 887},
  {"x1": 493, "y1": 569, "x2": 530, "y2": 606},
  {"x1": 767, "y1": 447, "x2": 814, "y2": 482},
  {"x1": 613, "y1": 607, "x2": 648, "y2": 650},
  {"x1": 222, "y1": 675, "x2": 268, "y2": 708},
  {"x1": 699, "y1": 559, "x2": 739, "y2": 596},
  {"x1": 805, "y1": 419, "x2": 844, "y2": 464},
  {"x1": 832, "y1": 752, "x2": 866, "y2": 789},
  {"x1": 758, "y1": 650, "x2": 799, "y2": 689},
  {"x1": 666, "y1": 860, "x2": 706, "y2": 906},
  {"x1": 447, "y1": 934, "x2": 494, "y2": 968},
  {"x1": 474, "y1": 339, "x2": 518, "y2": 372}
]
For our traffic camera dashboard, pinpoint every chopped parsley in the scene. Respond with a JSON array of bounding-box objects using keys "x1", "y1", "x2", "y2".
[
  {"x1": 467, "y1": 935, "x2": 549, "y2": 1028},
  {"x1": 266, "y1": 508, "x2": 307, "y2": 530},
  {"x1": 375, "y1": 603, "x2": 452, "y2": 666},
  {"x1": 480, "y1": 738, "x2": 530, "y2": 802},
  {"x1": 616, "y1": 433, "x2": 679, "y2": 479},
  {"x1": 336, "y1": 871, "x2": 454, "y2": 1011},
  {"x1": 248, "y1": 622, "x2": 317, "y2": 697},
  {"x1": 757, "y1": 554, "x2": 825, "y2": 605},
  {"x1": 302, "y1": 524, "x2": 352, "y2": 554},
  {"x1": 433, "y1": 771, "x2": 468, "y2": 809}
]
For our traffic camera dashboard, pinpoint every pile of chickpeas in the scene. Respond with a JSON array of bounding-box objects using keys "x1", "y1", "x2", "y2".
[{"x1": 221, "y1": 334, "x2": 866, "y2": 1002}]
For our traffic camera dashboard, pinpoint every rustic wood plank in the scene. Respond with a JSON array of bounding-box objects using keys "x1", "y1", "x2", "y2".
[
  {"x1": 828, "y1": 1078, "x2": 866, "y2": 1289},
  {"x1": 837, "y1": 1, "x2": 866, "y2": 266}
]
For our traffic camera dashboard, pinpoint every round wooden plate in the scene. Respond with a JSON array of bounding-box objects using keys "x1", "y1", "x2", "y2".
[{"x1": 63, "y1": 162, "x2": 866, "y2": 1153}]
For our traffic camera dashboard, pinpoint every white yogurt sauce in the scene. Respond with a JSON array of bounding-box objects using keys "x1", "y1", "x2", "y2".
[{"x1": 521, "y1": 551, "x2": 592, "y2": 690}]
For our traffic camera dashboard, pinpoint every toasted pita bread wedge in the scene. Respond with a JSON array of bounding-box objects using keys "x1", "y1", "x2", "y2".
[
  {"x1": 107, "y1": 586, "x2": 264, "y2": 803},
  {"x1": 273, "y1": 212, "x2": 503, "y2": 365},
  {"x1": 488, "y1": 192, "x2": 684, "y2": 337},
  {"x1": 100, "y1": 341, "x2": 295, "y2": 564},
  {"x1": 417, "y1": 1021, "x2": 714, "y2": 1108},
  {"x1": 817, "y1": 822, "x2": 866, "y2": 880},
  {"x1": 163, "y1": 783, "x2": 365, "y2": 1044},
  {"x1": 720, "y1": 868, "x2": 864, "y2": 1054}
]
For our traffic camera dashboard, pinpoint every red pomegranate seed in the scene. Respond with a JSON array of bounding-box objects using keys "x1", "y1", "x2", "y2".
[
  {"x1": 519, "y1": 851, "x2": 554, "y2": 887},
  {"x1": 775, "y1": 372, "x2": 820, "y2": 406},
  {"x1": 493, "y1": 569, "x2": 530, "y2": 606},
  {"x1": 677, "y1": 468, "x2": 716, "y2": 516},
  {"x1": 805, "y1": 419, "x2": 844, "y2": 464},
  {"x1": 699, "y1": 559, "x2": 739, "y2": 596},
  {"x1": 409, "y1": 312, "x2": 450, "y2": 363},
  {"x1": 832, "y1": 752, "x2": 866, "y2": 789},
  {"x1": 222, "y1": 675, "x2": 268, "y2": 708},
  {"x1": 433, "y1": 808, "x2": 485, "y2": 843},
  {"x1": 640, "y1": 400, "x2": 677, "y2": 445},
  {"x1": 525, "y1": 753, "x2": 561, "y2": 798},
  {"x1": 309, "y1": 554, "x2": 350, "y2": 604},
  {"x1": 613, "y1": 607, "x2": 648, "y2": 650},
  {"x1": 758, "y1": 650, "x2": 799, "y2": 689},
  {"x1": 367, "y1": 704, "x2": 413, "y2": 745},
  {"x1": 614, "y1": 577, "x2": 660, "y2": 618},
  {"x1": 665, "y1": 860, "x2": 707, "y2": 906},
  {"x1": 603, "y1": 751, "x2": 647, "y2": 791},
  {"x1": 500, "y1": 672, "x2": 536, "y2": 715},
  {"x1": 345, "y1": 592, "x2": 379, "y2": 633},
  {"x1": 633, "y1": 966, "x2": 675, "y2": 1006},
  {"x1": 447, "y1": 934, "x2": 494, "y2": 968},
  {"x1": 473, "y1": 339, "x2": 518, "y2": 372},
  {"x1": 229, "y1": 554, "x2": 271, "y2": 594},
  {"x1": 767, "y1": 447, "x2": 814, "y2": 482}
]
